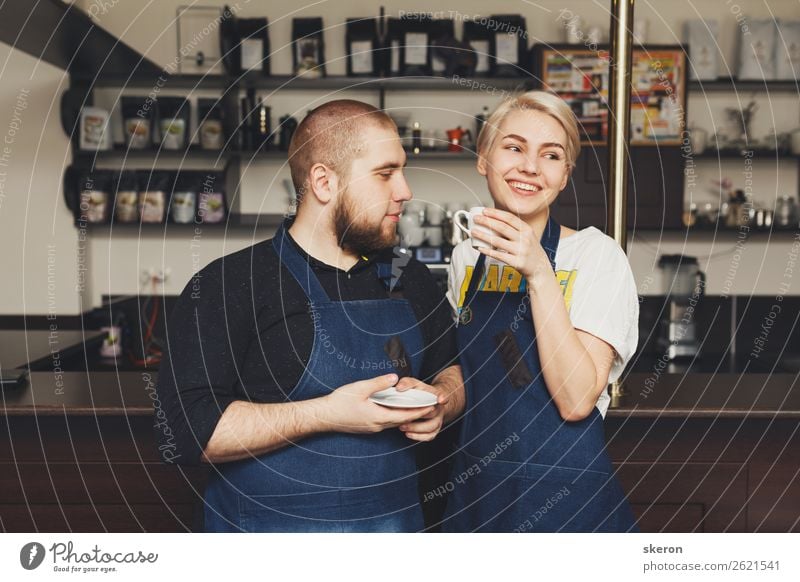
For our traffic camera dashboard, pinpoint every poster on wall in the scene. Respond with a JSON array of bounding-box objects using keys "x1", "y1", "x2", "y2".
[{"x1": 532, "y1": 44, "x2": 687, "y2": 145}]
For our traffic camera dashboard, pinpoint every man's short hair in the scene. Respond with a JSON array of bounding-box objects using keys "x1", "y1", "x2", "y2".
[{"x1": 288, "y1": 100, "x2": 396, "y2": 204}]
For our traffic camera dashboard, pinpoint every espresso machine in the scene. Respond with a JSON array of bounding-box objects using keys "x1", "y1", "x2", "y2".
[{"x1": 657, "y1": 254, "x2": 706, "y2": 359}]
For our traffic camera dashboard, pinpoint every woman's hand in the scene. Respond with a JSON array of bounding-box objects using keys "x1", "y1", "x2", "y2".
[{"x1": 472, "y1": 208, "x2": 553, "y2": 283}]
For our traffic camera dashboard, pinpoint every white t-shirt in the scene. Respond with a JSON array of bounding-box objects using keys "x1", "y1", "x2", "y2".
[{"x1": 446, "y1": 226, "x2": 639, "y2": 417}]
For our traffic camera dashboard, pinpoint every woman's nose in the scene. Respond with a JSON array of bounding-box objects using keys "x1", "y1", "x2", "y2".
[{"x1": 519, "y1": 154, "x2": 539, "y2": 174}]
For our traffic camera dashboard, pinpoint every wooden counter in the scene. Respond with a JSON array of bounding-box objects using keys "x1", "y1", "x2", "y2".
[{"x1": 1, "y1": 369, "x2": 798, "y2": 532}]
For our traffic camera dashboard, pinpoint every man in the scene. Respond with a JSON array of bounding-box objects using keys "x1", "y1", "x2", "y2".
[{"x1": 156, "y1": 99, "x2": 464, "y2": 532}]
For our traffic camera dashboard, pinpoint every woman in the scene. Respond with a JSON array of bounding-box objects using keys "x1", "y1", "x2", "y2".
[{"x1": 442, "y1": 91, "x2": 639, "y2": 532}]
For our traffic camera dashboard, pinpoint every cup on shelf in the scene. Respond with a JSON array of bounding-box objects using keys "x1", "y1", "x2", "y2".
[
  {"x1": 426, "y1": 204, "x2": 444, "y2": 226},
  {"x1": 690, "y1": 127, "x2": 708, "y2": 155}
]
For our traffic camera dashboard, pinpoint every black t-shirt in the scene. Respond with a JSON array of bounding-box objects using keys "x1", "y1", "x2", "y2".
[{"x1": 155, "y1": 231, "x2": 458, "y2": 466}]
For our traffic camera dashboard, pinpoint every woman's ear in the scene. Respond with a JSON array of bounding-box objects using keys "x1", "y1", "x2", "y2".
[
  {"x1": 476, "y1": 154, "x2": 488, "y2": 177},
  {"x1": 559, "y1": 164, "x2": 572, "y2": 191}
]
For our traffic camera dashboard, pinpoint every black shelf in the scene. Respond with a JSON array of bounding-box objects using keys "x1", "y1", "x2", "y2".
[
  {"x1": 690, "y1": 148, "x2": 797, "y2": 160},
  {"x1": 688, "y1": 78, "x2": 799, "y2": 92},
  {"x1": 74, "y1": 73, "x2": 232, "y2": 90},
  {"x1": 75, "y1": 72, "x2": 534, "y2": 93},
  {"x1": 75, "y1": 145, "x2": 236, "y2": 160},
  {"x1": 78, "y1": 213, "x2": 286, "y2": 232}
]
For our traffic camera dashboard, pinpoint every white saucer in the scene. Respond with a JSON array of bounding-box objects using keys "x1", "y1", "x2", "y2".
[{"x1": 369, "y1": 387, "x2": 438, "y2": 409}]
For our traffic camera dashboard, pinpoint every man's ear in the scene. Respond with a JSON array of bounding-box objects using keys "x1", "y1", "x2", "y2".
[{"x1": 308, "y1": 163, "x2": 337, "y2": 204}]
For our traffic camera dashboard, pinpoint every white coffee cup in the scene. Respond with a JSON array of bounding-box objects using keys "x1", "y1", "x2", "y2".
[{"x1": 453, "y1": 206, "x2": 494, "y2": 249}]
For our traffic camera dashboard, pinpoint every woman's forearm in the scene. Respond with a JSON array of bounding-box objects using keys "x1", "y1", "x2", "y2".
[{"x1": 527, "y1": 273, "x2": 600, "y2": 421}]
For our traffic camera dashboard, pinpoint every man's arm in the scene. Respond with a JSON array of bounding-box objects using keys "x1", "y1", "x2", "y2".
[
  {"x1": 395, "y1": 364, "x2": 465, "y2": 442},
  {"x1": 202, "y1": 373, "x2": 438, "y2": 463}
]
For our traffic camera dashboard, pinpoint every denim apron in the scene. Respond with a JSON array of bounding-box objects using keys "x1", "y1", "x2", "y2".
[
  {"x1": 442, "y1": 216, "x2": 637, "y2": 532},
  {"x1": 204, "y1": 221, "x2": 425, "y2": 532}
]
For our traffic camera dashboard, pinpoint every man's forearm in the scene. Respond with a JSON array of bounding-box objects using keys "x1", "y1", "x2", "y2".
[
  {"x1": 432, "y1": 364, "x2": 465, "y2": 423},
  {"x1": 201, "y1": 397, "x2": 330, "y2": 464}
]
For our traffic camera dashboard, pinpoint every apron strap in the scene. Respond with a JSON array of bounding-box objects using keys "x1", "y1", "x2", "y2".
[
  {"x1": 272, "y1": 218, "x2": 331, "y2": 304},
  {"x1": 463, "y1": 214, "x2": 561, "y2": 305}
]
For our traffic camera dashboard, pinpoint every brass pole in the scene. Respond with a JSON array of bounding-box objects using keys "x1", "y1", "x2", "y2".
[{"x1": 607, "y1": 0, "x2": 634, "y2": 401}]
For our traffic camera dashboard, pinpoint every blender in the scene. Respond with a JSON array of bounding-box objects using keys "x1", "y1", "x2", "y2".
[{"x1": 657, "y1": 254, "x2": 706, "y2": 359}]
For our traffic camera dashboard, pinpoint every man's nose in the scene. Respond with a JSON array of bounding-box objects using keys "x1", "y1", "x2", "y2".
[{"x1": 395, "y1": 175, "x2": 413, "y2": 202}]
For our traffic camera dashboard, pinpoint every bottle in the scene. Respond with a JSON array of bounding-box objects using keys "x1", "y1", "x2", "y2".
[
  {"x1": 252, "y1": 97, "x2": 272, "y2": 150},
  {"x1": 240, "y1": 90, "x2": 256, "y2": 151},
  {"x1": 475, "y1": 106, "x2": 489, "y2": 142},
  {"x1": 412, "y1": 121, "x2": 421, "y2": 154}
]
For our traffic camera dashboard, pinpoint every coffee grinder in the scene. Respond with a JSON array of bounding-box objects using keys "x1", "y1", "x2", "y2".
[{"x1": 657, "y1": 254, "x2": 706, "y2": 359}]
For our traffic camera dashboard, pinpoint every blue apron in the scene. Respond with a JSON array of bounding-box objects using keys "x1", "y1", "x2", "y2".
[
  {"x1": 442, "y1": 216, "x2": 637, "y2": 532},
  {"x1": 204, "y1": 220, "x2": 426, "y2": 532}
]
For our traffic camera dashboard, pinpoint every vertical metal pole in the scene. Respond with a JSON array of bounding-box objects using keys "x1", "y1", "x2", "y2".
[{"x1": 608, "y1": 0, "x2": 634, "y2": 400}]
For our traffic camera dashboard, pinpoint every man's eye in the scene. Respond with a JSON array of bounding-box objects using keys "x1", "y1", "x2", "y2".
[{"x1": 379, "y1": 172, "x2": 393, "y2": 179}]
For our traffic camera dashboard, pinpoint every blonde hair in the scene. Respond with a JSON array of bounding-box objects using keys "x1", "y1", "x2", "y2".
[{"x1": 476, "y1": 91, "x2": 581, "y2": 170}]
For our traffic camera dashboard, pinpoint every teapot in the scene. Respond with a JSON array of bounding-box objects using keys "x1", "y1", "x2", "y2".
[{"x1": 446, "y1": 126, "x2": 472, "y2": 152}]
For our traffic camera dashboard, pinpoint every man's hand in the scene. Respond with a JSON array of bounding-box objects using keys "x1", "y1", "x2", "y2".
[
  {"x1": 320, "y1": 373, "x2": 436, "y2": 435},
  {"x1": 394, "y1": 376, "x2": 448, "y2": 442}
]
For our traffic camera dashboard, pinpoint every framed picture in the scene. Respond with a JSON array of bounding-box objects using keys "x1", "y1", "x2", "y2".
[{"x1": 531, "y1": 44, "x2": 687, "y2": 145}]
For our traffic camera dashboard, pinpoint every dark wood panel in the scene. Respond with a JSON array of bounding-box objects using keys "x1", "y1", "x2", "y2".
[
  {"x1": 615, "y1": 462, "x2": 748, "y2": 532},
  {"x1": 0, "y1": 462, "x2": 206, "y2": 505},
  {"x1": 0, "y1": 503, "x2": 196, "y2": 533},
  {"x1": 629, "y1": 503, "x2": 705, "y2": 533},
  {"x1": 0, "y1": 416, "x2": 162, "y2": 462},
  {"x1": 552, "y1": 146, "x2": 683, "y2": 230}
]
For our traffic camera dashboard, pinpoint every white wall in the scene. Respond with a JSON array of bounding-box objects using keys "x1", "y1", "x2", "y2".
[
  {"x1": 8, "y1": 1, "x2": 799, "y2": 310},
  {"x1": 0, "y1": 43, "x2": 82, "y2": 315}
]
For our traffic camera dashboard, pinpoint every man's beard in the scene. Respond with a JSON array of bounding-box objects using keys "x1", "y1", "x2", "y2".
[{"x1": 333, "y1": 189, "x2": 395, "y2": 255}]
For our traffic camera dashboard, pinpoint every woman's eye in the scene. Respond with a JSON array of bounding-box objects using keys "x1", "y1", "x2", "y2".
[
  {"x1": 544, "y1": 152, "x2": 562, "y2": 160},
  {"x1": 505, "y1": 145, "x2": 521, "y2": 152}
]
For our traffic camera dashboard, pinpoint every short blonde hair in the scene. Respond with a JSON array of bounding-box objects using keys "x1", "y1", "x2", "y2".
[{"x1": 476, "y1": 91, "x2": 581, "y2": 169}]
